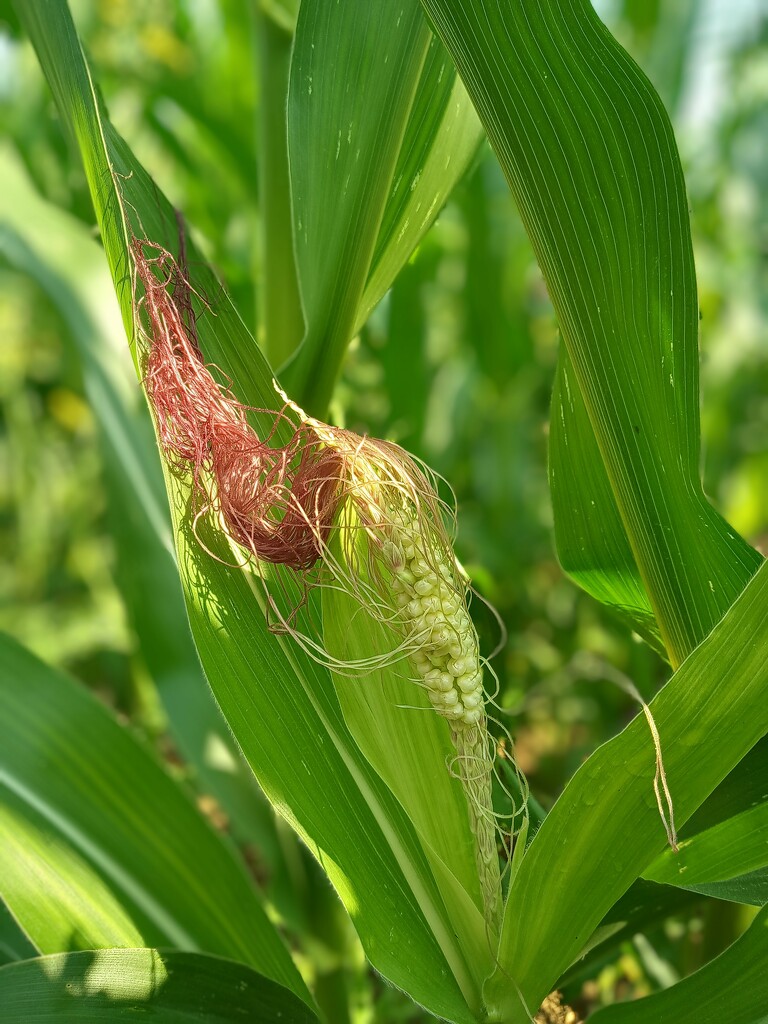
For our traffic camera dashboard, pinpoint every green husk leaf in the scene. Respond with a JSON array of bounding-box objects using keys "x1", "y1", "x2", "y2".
[{"x1": 323, "y1": 519, "x2": 491, "y2": 987}]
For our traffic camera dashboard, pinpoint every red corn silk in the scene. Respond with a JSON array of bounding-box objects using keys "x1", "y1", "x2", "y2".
[{"x1": 131, "y1": 237, "x2": 341, "y2": 570}]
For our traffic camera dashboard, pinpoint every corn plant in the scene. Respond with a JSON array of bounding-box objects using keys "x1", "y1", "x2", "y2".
[{"x1": 1, "y1": 1, "x2": 767, "y2": 1023}]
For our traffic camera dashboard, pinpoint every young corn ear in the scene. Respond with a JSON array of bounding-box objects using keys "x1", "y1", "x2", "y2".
[
  {"x1": 381, "y1": 514, "x2": 503, "y2": 925},
  {"x1": 131, "y1": 234, "x2": 525, "y2": 931},
  {"x1": 278, "y1": 411, "x2": 512, "y2": 928}
]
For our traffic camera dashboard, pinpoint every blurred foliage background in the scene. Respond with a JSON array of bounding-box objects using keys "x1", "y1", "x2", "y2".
[{"x1": 0, "y1": 0, "x2": 766, "y2": 1017}]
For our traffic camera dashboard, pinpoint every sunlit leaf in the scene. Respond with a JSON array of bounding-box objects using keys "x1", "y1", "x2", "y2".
[
  {"x1": 0, "y1": 948, "x2": 319, "y2": 1023},
  {"x1": 420, "y1": 0, "x2": 762, "y2": 667},
  {"x1": 323, "y1": 542, "x2": 490, "y2": 979},
  {"x1": 285, "y1": 0, "x2": 482, "y2": 415},
  {"x1": 356, "y1": 35, "x2": 483, "y2": 333},
  {"x1": 0, "y1": 632, "x2": 307, "y2": 1005}
]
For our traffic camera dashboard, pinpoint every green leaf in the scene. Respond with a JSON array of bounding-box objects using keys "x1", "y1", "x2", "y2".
[
  {"x1": 547, "y1": 0, "x2": 704, "y2": 655},
  {"x1": 678, "y1": 869, "x2": 768, "y2": 908},
  {"x1": 550, "y1": 347, "x2": 663, "y2": 653},
  {"x1": 355, "y1": 34, "x2": 484, "y2": 334},
  {"x1": 177, "y1": 525, "x2": 479, "y2": 1019},
  {"x1": 419, "y1": 0, "x2": 762, "y2": 666},
  {"x1": 644, "y1": 799, "x2": 768, "y2": 899},
  {"x1": 0, "y1": 146, "x2": 285, "y2": 877},
  {"x1": 0, "y1": 949, "x2": 319, "y2": 1023},
  {"x1": 17, "y1": 3, "x2": 480, "y2": 1018},
  {"x1": 588, "y1": 904, "x2": 768, "y2": 1023},
  {"x1": 0, "y1": 785, "x2": 144, "y2": 954},
  {"x1": 567, "y1": 746, "x2": 768, "y2": 986},
  {"x1": 285, "y1": 0, "x2": 482, "y2": 415},
  {"x1": 682, "y1": 736, "x2": 768, "y2": 836},
  {"x1": 0, "y1": 632, "x2": 307, "y2": 1005},
  {"x1": 484, "y1": 560, "x2": 768, "y2": 1021},
  {"x1": 643, "y1": 737, "x2": 768, "y2": 905},
  {"x1": 285, "y1": 0, "x2": 429, "y2": 413}
]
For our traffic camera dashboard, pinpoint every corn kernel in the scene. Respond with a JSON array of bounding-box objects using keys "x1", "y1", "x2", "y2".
[{"x1": 456, "y1": 672, "x2": 480, "y2": 694}]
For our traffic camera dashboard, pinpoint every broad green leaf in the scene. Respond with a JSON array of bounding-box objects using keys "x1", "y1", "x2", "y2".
[
  {"x1": 0, "y1": 147, "x2": 286, "y2": 878},
  {"x1": 0, "y1": 949, "x2": 319, "y2": 1023},
  {"x1": 547, "y1": 0, "x2": 702, "y2": 650},
  {"x1": 682, "y1": 736, "x2": 768, "y2": 836},
  {"x1": 566, "y1": 746, "x2": 768, "y2": 986},
  {"x1": 419, "y1": 0, "x2": 762, "y2": 666},
  {"x1": 644, "y1": 803, "x2": 768, "y2": 897},
  {"x1": 285, "y1": 0, "x2": 429, "y2": 413},
  {"x1": 355, "y1": 35, "x2": 484, "y2": 334},
  {"x1": 17, "y1": 4, "x2": 480, "y2": 1018},
  {"x1": 178, "y1": 524, "x2": 479, "y2": 1018},
  {"x1": 0, "y1": 632, "x2": 307, "y2": 1004},
  {"x1": 588, "y1": 904, "x2": 768, "y2": 1024},
  {"x1": 643, "y1": 736, "x2": 768, "y2": 904},
  {"x1": 285, "y1": 0, "x2": 482, "y2": 414},
  {"x1": 484, "y1": 560, "x2": 768, "y2": 1021},
  {"x1": 0, "y1": 786, "x2": 144, "y2": 954},
  {"x1": 550, "y1": 347, "x2": 663, "y2": 653}
]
